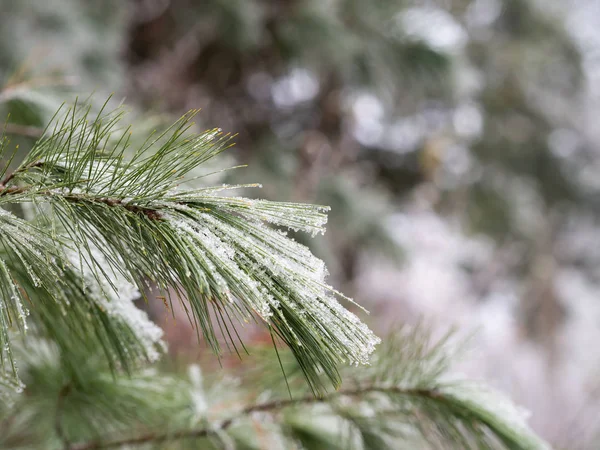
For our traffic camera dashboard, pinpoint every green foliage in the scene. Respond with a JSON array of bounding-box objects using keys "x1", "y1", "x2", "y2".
[{"x1": 0, "y1": 325, "x2": 549, "y2": 450}]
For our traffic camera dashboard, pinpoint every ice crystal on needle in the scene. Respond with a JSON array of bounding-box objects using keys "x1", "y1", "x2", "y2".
[{"x1": 163, "y1": 191, "x2": 381, "y2": 369}]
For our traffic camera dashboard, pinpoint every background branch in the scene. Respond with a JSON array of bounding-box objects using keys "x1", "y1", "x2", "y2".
[
  {"x1": 3, "y1": 123, "x2": 43, "y2": 139},
  {"x1": 67, "y1": 386, "x2": 442, "y2": 450}
]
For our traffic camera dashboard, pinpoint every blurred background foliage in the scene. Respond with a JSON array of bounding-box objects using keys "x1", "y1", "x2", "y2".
[{"x1": 2, "y1": 0, "x2": 600, "y2": 447}]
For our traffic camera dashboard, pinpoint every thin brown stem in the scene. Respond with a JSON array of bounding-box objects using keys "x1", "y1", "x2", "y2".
[
  {"x1": 66, "y1": 386, "x2": 443, "y2": 450},
  {"x1": 3, "y1": 123, "x2": 44, "y2": 139},
  {"x1": 0, "y1": 180, "x2": 164, "y2": 221},
  {"x1": 0, "y1": 160, "x2": 44, "y2": 190},
  {"x1": 55, "y1": 384, "x2": 72, "y2": 450}
]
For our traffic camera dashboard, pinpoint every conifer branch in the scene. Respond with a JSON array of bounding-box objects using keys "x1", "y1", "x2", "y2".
[
  {"x1": 0, "y1": 322, "x2": 549, "y2": 450},
  {"x1": 0, "y1": 101, "x2": 380, "y2": 393},
  {"x1": 59, "y1": 325, "x2": 548, "y2": 450},
  {"x1": 66, "y1": 386, "x2": 445, "y2": 450}
]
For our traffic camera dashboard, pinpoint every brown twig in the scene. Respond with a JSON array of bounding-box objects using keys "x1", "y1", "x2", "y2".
[
  {"x1": 56, "y1": 384, "x2": 72, "y2": 450},
  {"x1": 0, "y1": 164, "x2": 164, "y2": 221},
  {"x1": 61, "y1": 194, "x2": 164, "y2": 220},
  {"x1": 0, "y1": 161, "x2": 45, "y2": 193},
  {"x1": 3, "y1": 123, "x2": 44, "y2": 139}
]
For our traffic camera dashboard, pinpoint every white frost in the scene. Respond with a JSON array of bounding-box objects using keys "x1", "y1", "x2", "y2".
[{"x1": 66, "y1": 246, "x2": 165, "y2": 361}]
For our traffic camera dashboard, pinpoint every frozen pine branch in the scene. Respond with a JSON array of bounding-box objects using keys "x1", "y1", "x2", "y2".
[{"x1": 0, "y1": 100, "x2": 379, "y2": 393}]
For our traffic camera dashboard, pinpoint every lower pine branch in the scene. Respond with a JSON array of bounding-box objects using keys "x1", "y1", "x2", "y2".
[{"x1": 66, "y1": 385, "x2": 443, "y2": 450}]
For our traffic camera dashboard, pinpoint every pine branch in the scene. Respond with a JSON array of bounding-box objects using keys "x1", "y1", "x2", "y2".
[
  {"x1": 0, "y1": 323, "x2": 548, "y2": 450},
  {"x1": 0, "y1": 100, "x2": 380, "y2": 393},
  {"x1": 57, "y1": 325, "x2": 549, "y2": 450},
  {"x1": 65, "y1": 386, "x2": 446, "y2": 450}
]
